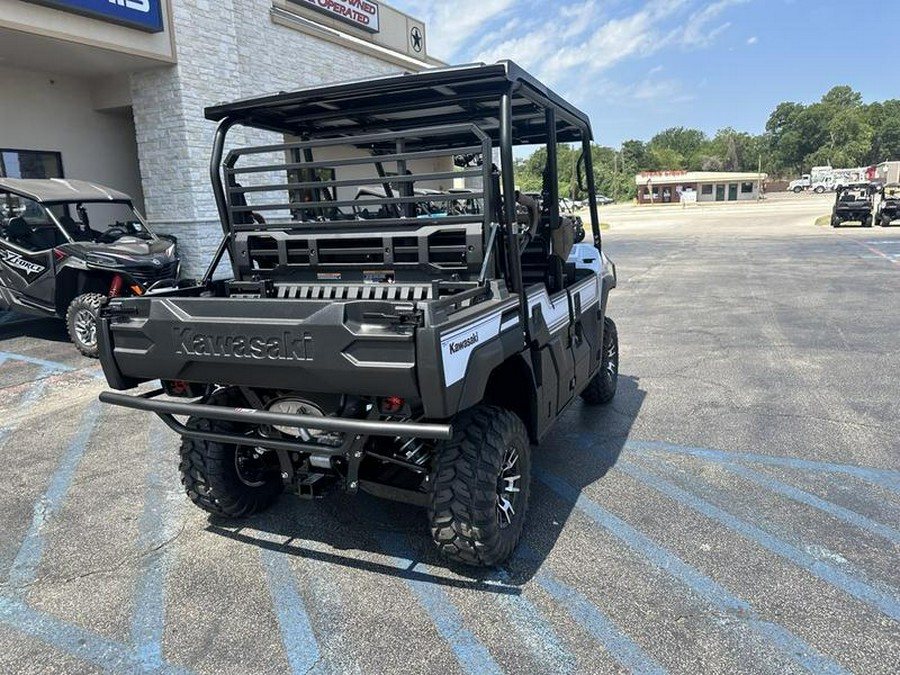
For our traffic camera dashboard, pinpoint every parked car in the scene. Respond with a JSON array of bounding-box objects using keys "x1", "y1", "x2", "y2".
[{"x1": 594, "y1": 194, "x2": 614, "y2": 205}]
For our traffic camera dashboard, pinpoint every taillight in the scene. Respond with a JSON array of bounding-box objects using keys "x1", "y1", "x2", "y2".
[
  {"x1": 380, "y1": 396, "x2": 405, "y2": 413},
  {"x1": 53, "y1": 248, "x2": 67, "y2": 262}
]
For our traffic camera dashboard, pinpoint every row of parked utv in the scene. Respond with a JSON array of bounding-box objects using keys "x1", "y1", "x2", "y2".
[{"x1": 831, "y1": 182, "x2": 900, "y2": 228}]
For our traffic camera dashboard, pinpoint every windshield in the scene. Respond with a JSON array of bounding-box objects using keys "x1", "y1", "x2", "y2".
[{"x1": 66, "y1": 202, "x2": 153, "y2": 242}]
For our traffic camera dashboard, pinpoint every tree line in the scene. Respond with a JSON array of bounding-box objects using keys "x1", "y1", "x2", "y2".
[{"x1": 514, "y1": 86, "x2": 900, "y2": 201}]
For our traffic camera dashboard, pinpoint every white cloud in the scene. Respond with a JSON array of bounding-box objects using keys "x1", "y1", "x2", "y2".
[
  {"x1": 747, "y1": 35, "x2": 758, "y2": 44},
  {"x1": 391, "y1": 0, "x2": 747, "y2": 108}
]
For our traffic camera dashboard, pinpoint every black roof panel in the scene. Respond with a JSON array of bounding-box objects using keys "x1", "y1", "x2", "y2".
[{"x1": 204, "y1": 61, "x2": 592, "y2": 147}]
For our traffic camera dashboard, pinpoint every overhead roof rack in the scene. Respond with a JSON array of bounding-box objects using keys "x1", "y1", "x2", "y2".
[{"x1": 204, "y1": 61, "x2": 593, "y2": 150}]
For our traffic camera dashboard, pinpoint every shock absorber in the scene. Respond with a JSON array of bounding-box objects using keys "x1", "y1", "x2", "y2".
[{"x1": 108, "y1": 274, "x2": 124, "y2": 298}]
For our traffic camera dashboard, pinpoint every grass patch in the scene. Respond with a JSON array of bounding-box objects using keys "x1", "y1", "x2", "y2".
[
  {"x1": 599, "y1": 222, "x2": 611, "y2": 230},
  {"x1": 814, "y1": 214, "x2": 831, "y2": 226}
]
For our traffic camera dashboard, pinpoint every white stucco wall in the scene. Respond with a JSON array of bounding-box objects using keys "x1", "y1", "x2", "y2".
[
  {"x1": 131, "y1": 0, "x2": 425, "y2": 276},
  {"x1": 0, "y1": 64, "x2": 145, "y2": 211}
]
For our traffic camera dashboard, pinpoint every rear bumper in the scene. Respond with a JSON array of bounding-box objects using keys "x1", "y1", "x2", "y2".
[{"x1": 99, "y1": 388, "x2": 452, "y2": 454}]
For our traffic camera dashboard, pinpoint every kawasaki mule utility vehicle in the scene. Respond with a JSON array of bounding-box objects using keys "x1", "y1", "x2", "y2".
[
  {"x1": 0, "y1": 178, "x2": 180, "y2": 357},
  {"x1": 97, "y1": 62, "x2": 619, "y2": 566}
]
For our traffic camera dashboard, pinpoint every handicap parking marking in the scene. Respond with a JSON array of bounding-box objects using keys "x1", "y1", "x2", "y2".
[{"x1": 537, "y1": 468, "x2": 850, "y2": 675}]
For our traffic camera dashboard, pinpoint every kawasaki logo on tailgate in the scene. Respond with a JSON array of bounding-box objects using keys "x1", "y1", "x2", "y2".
[{"x1": 174, "y1": 328, "x2": 314, "y2": 361}]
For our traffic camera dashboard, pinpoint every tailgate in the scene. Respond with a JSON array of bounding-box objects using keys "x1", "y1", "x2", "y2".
[{"x1": 98, "y1": 296, "x2": 418, "y2": 396}]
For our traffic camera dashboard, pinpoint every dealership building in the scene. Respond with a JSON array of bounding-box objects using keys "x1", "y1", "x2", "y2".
[
  {"x1": 0, "y1": 0, "x2": 439, "y2": 274},
  {"x1": 635, "y1": 170, "x2": 768, "y2": 205}
]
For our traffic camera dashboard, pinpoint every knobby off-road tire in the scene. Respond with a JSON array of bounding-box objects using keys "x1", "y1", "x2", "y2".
[
  {"x1": 831, "y1": 216, "x2": 841, "y2": 228},
  {"x1": 65, "y1": 293, "x2": 106, "y2": 358},
  {"x1": 179, "y1": 390, "x2": 283, "y2": 518},
  {"x1": 581, "y1": 317, "x2": 619, "y2": 405},
  {"x1": 428, "y1": 405, "x2": 531, "y2": 567}
]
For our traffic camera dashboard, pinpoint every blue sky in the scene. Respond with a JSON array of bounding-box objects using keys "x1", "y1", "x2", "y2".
[{"x1": 389, "y1": 0, "x2": 900, "y2": 147}]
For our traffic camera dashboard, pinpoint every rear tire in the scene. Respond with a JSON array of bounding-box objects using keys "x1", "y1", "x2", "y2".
[
  {"x1": 179, "y1": 390, "x2": 283, "y2": 518},
  {"x1": 831, "y1": 216, "x2": 841, "y2": 228},
  {"x1": 814, "y1": 186, "x2": 825, "y2": 194},
  {"x1": 65, "y1": 293, "x2": 105, "y2": 358},
  {"x1": 428, "y1": 405, "x2": 531, "y2": 567},
  {"x1": 863, "y1": 216, "x2": 873, "y2": 227},
  {"x1": 792, "y1": 186, "x2": 803, "y2": 193},
  {"x1": 581, "y1": 317, "x2": 619, "y2": 405}
]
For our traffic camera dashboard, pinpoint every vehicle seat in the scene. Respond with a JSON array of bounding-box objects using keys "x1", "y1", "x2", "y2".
[{"x1": 6, "y1": 217, "x2": 34, "y2": 248}]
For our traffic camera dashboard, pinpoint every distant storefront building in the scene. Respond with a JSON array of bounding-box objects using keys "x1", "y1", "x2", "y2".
[
  {"x1": 0, "y1": 0, "x2": 439, "y2": 274},
  {"x1": 635, "y1": 171, "x2": 768, "y2": 205}
]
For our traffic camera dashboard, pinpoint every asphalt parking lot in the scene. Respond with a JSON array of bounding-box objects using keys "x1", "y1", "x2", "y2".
[{"x1": 1, "y1": 193, "x2": 898, "y2": 674}]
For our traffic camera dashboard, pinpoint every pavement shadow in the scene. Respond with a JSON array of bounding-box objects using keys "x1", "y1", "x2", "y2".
[
  {"x1": 0, "y1": 312, "x2": 69, "y2": 344},
  {"x1": 206, "y1": 374, "x2": 645, "y2": 590}
]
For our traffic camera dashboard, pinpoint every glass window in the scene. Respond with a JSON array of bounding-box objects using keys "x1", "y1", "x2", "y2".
[
  {"x1": 701, "y1": 184, "x2": 713, "y2": 195},
  {"x1": 0, "y1": 149, "x2": 63, "y2": 179},
  {"x1": 741, "y1": 182, "x2": 754, "y2": 193},
  {"x1": 0, "y1": 192, "x2": 68, "y2": 252}
]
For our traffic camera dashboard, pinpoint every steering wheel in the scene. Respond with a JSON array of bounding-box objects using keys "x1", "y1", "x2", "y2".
[{"x1": 98, "y1": 226, "x2": 127, "y2": 243}]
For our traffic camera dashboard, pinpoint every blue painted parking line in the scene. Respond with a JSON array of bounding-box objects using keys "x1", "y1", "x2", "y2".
[
  {"x1": 483, "y1": 567, "x2": 576, "y2": 675},
  {"x1": 0, "y1": 351, "x2": 76, "y2": 372},
  {"x1": 618, "y1": 461, "x2": 900, "y2": 623},
  {"x1": 5, "y1": 401, "x2": 102, "y2": 597},
  {"x1": 131, "y1": 418, "x2": 186, "y2": 671},
  {"x1": 538, "y1": 469, "x2": 849, "y2": 675},
  {"x1": 0, "y1": 350, "x2": 105, "y2": 380},
  {"x1": 529, "y1": 563, "x2": 666, "y2": 675},
  {"x1": 372, "y1": 529, "x2": 504, "y2": 675},
  {"x1": 0, "y1": 366, "x2": 54, "y2": 446},
  {"x1": 0, "y1": 596, "x2": 191, "y2": 675},
  {"x1": 624, "y1": 439, "x2": 900, "y2": 493},
  {"x1": 717, "y1": 462, "x2": 900, "y2": 546},
  {"x1": 261, "y1": 548, "x2": 322, "y2": 675}
]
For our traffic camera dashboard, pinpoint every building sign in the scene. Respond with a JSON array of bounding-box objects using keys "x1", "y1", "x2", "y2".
[
  {"x1": 24, "y1": 0, "x2": 164, "y2": 33},
  {"x1": 639, "y1": 170, "x2": 687, "y2": 178},
  {"x1": 288, "y1": 0, "x2": 380, "y2": 33}
]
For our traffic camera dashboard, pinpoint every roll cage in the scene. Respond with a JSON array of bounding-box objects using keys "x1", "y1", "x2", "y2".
[{"x1": 200, "y1": 61, "x2": 603, "y2": 322}]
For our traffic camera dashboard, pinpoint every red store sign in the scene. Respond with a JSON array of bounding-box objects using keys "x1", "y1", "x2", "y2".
[
  {"x1": 289, "y1": 0, "x2": 380, "y2": 33},
  {"x1": 639, "y1": 171, "x2": 688, "y2": 178}
]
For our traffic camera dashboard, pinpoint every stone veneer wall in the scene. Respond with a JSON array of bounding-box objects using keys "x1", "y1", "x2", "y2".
[{"x1": 131, "y1": 0, "x2": 406, "y2": 277}]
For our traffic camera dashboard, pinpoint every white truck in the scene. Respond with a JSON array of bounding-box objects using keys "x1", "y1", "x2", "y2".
[
  {"x1": 788, "y1": 166, "x2": 835, "y2": 193},
  {"x1": 788, "y1": 165, "x2": 873, "y2": 193}
]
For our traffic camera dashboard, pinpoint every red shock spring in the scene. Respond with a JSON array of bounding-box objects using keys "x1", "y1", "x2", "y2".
[{"x1": 108, "y1": 274, "x2": 124, "y2": 298}]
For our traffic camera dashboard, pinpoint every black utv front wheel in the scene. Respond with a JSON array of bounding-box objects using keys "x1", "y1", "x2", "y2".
[
  {"x1": 581, "y1": 317, "x2": 619, "y2": 405},
  {"x1": 65, "y1": 293, "x2": 106, "y2": 358},
  {"x1": 428, "y1": 405, "x2": 531, "y2": 567},
  {"x1": 179, "y1": 391, "x2": 283, "y2": 518}
]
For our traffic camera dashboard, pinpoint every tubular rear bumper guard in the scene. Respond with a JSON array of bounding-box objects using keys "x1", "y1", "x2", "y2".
[{"x1": 99, "y1": 389, "x2": 453, "y2": 456}]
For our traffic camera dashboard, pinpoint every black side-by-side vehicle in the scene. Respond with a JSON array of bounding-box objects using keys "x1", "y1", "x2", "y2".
[
  {"x1": 96, "y1": 61, "x2": 619, "y2": 566},
  {"x1": 0, "y1": 179, "x2": 180, "y2": 356},
  {"x1": 831, "y1": 182, "x2": 876, "y2": 228},
  {"x1": 877, "y1": 183, "x2": 900, "y2": 227}
]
